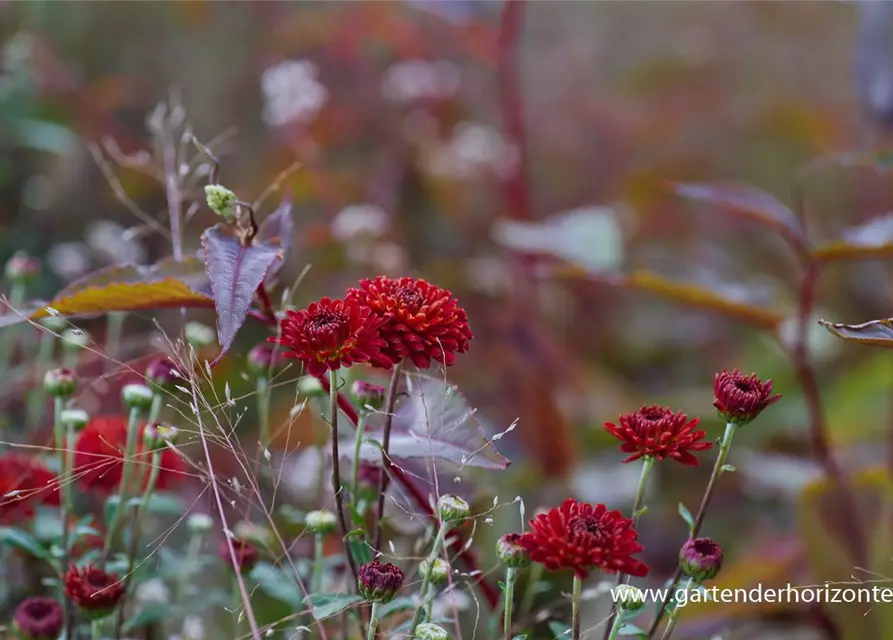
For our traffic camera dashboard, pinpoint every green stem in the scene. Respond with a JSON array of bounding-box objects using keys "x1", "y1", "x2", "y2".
[
  {"x1": 351, "y1": 414, "x2": 367, "y2": 501},
  {"x1": 102, "y1": 407, "x2": 142, "y2": 556},
  {"x1": 604, "y1": 457, "x2": 655, "y2": 640},
  {"x1": 105, "y1": 312, "x2": 125, "y2": 372},
  {"x1": 55, "y1": 396, "x2": 73, "y2": 640},
  {"x1": 366, "y1": 601, "x2": 381, "y2": 640},
  {"x1": 648, "y1": 424, "x2": 737, "y2": 638},
  {"x1": 503, "y1": 567, "x2": 516, "y2": 640},
  {"x1": 572, "y1": 575, "x2": 582, "y2": 640},
  {"x1": 659, "y1": 578, "x2": 694, "y2": 640},
  {"x1": 410, "y1": 522, "x2": 450, "y2": 634},
  {"x1": 175, "y1": 531, "x2": 203, "y2": 601},
  {"x1": 312, "y1": 532, "x2": 324, "y2": 594},
  {"x1": 606, "y1": 613, "x2": 624, "y2": 640},
  {"x1": 148, "y1": 394, "x2": 163, "y2": 425},
  {"x1": 329, "y1": 370, "x2": 359, "y2": 583},
  {"x1": 26, "y1": 329, "x2": 55, "y2": 425},
  {"x1": 519, "y1": 562, "x2": 542, "y2": 618},
  {"x1": 92, "y1": 617, "x2": 103, "y2": 640},
  {"x1": 257, "y1": 376, "x2": 271, "y2": 448}
]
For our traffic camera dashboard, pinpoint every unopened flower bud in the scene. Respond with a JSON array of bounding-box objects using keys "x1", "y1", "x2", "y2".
[
  {"x1": 713, "y1": 369, "x2": 781, "y2": 426},
  {"x1": 144, "y1": 423, "x2": 178, "y2": 451},
  {"x1": 187, "y1": 513, "x2": 213, "y2": 534},
  {"x1": 204, "y1": 185, "x2": 238, "y2": 223},
  {"x1": 184, "y1": 322, "x2": 216, "y2": 348},
  {"x1": 612, "y1": 584, "x2": 646, "y2": 611},
  {"x1": 145, "y1": 357, "x2": 180, "y2": 391},
  {"x1": 13, "y1": 596, "x2": 63, "y2": 640},
  {"x1": 61, "y1": 328, "x2": 89, "y2": 351},
  {"x1": 414, "y1": 623, "x2": 451, "y2": 640},
  {"x1": 122, "y1": 384, "x2": 154, "y2": 413},
  {"x1": 247, "y1": 343, "x2": 286, "y2": 376},
  {"x1": 40, "y1": 316, "x2": 67, "y2": 332},
  {"x1": 219, "y1": 538, "x2": 258, "y2": 573},
  {"x1": 60, "y1": 409, "x2": 90, "y2": 432},
  {"x1": 437, "y1": 495, "x2": 469, "y2": 524},
  {"x1": 44, "y1": 368, "x2": 77, "y2": 397},
  {"x1": 350, "y1": 380, "x2": 386, "y2": 413},
  {"x1": 496, "y1": 533, "x2": 531, "y2": 569},
  {"x1": 305, "y1": 510, "x2": 338, "y2": 535},
  {"x1": 5, "y1": 251, "x2": 40, "y2": 284},
  {"x1": 297, "y1": 375, "x2": 324, "y2": 397},
  {"x1": 357, "y1": 560, "x2": 404, "y2": 603},
  {"x1": 679, "y1": 537, "x2": 723, "y2": 582},
  {"x1": 419, "y1": 558, "x2": 449, "y2": 585}
]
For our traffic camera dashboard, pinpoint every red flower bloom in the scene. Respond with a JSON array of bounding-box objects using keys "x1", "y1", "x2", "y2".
[
  {"x1": 347, "y1": 276, "x2": 472, "y2": 369},
  {"x1": 74, "y1": 416, "x2": 185, "y2": 491},
  {"x1": 518, "y1": 498, "x2": 649, "y2": 578},
  {"x1": 713, "y1": 369, "x2": 781, "y2": 425},
  {"x1": 603, "y1": 406, "x2": 712, "y2": 466},
  {"x1": 13, "y1": 596, "x2": 63, "y2": 640},
  {"x1": 0, "y1": 455, "x2": 60, "y2": 523},
  {"x1": 62, "y1": 563, "x2": 125, "y2": 617},
  {"x1": 219, "y1": 538, "x2": 259, "y2": 572},
  {"x1": 269, "y1": 297, "x2": 392, "y2": 377}
]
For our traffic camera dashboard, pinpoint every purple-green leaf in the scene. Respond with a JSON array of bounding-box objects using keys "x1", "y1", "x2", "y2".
[
  {"x1": 201, "y1": 225, "x2": 281, "y2": 359},
  {"x1": 257, "y1": 196, "x2": 294, "y2": 283},
  {"x1": 819, "y1": 318, "x2": 893, "y2": 347}
]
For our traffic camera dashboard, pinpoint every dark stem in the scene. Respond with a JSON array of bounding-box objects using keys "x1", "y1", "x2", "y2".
[
  {"x1": 329, "y1": 371, "x2": 359, "y2": 583},
  {"x1": 373, "y1": 362, "x2": 403, "y2": 552},
  {"x1": 255, "y1": 283, "x2": 277, "y2": 324},
  {"x1": 318, "y1": 376, "x2": 500, "y2": 609}
]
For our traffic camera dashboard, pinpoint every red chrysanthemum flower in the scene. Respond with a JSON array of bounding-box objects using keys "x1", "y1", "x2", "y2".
[
  {"x1": 219, "y1": 538, "x2": 259, "y2": 573},
  {"x1": 518, "y1": 498, "x2": 649, "y2": 578},
  {"x1": 347, "y1": 276, "x2": 472, "y2": 369},
  {"x1": 0, "y1": 455, "x2": 60, "y2": 523},
  {"x1": 13, "y1": 596, "x2": 63, "y2": 640},
  {"x1": 713, "y1": 369, "x2": 781, "y2": 426},
  {"x1": 62, "y1": 563, "x2": 125, "y2": 618},
  {"x1": 269, "y1": 297, "x2": 392, "y2": 377},
  {"x1": 603, "y1": 405, "x2": 712, "y2": 466},
  {"x1": 73, "y1": 416, "x2": 185, "y2": 491}
]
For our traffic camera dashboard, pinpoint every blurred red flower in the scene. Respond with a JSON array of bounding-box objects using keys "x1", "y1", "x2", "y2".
[
  {"x1": 269, "y1": 297, "x2": 392, "y2": 376},
  {"x1": 219, "y1": 538, "x2": 259, "y2": 572},
  {"x1": 347, "y1": 276, "x2": 472, "y2": 369},
  {"x1": 713, "y1": 369, "x2": 781, "y2": 425},
  {"x1": 73, "y1": 416, "x2": 185, "y2": 491},
  {"x1": 603, "y1": 405, "x2": 712, "y2": 466},
  {"x1": 0, "y1": 454, "x2": 60, "y2": 523},
  {"x1": 62, "y1": 563, "x2": 124, "y2": 617},
  {"x1": 518, "y1": 498, "x2": 649, "y2": 578}
]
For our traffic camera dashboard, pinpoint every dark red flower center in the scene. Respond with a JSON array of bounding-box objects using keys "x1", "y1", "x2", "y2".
[
  {"x1": 87, "y1": 574, "x2": 111, "y2": 590},
  {"x1": 394, "y1": 286, "x2": 423, "y2": 311},
  {"x1": 641, "y1": 407, "x2": 668, "y2": 421},
  {"x1": 22, "y1": 599, "x2": 54, "y2": 619},
  {"x1": 568, "y1": 515, "x2": 609, "y2": 546},
  {"x1": 307, "y1": 311, "x2": 347, "y2": 336},
  {"x1": 734, "y1": 379, "x2": 756, "y2": 393},
  {"x1": 693, "y1": 538, "x2": 720, "y2": 556}
]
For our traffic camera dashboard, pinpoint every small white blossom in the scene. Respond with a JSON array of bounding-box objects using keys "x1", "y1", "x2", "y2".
[
  {"x1": 423, "y1": 122, "x2": 519, "y2": 180},
  {"x1": 381, "y1": 59, "x2": 460, "y2": 103},
  {"x1": 261, "y1": 60, "x2": 327, "y2": 127},
  {"x1": 182, "y1": 615, "x2": 205, "y2": 640},
  {"x1": 136, "y1": 577, "x2": 170, "y2": 605},
  {"x1": 330, "y1": 204, "x2": 389, "y2": 242}
]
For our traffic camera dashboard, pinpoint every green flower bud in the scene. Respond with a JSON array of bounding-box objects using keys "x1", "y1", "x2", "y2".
[
  {"x1": 357, "y1": 560, "x2": 404, "y2": 603},
  {"x1": 305, "y1": 510, "x2": 338, "y2": 535},
  {"x1": 419, "y1": 557, "x2": 449, "y2": 585},
  {"x1": 5, "y1": 251, "x2": 40, "y2": 283},
  {"x1": 122, "y1": 383, "x2": 154, "y2": 413},
  {"x1": 60, "y1": 409, "x2": 90, "y2": 432},
  {"x1": 40, "y1": 316, "x2": 67, "y2": 332},
  {"x1": 612, "y1": 584, "x2": 646, "y2": 612},
  {"x1": 145, "y1": 357, "x2": 180, "y2": 391},
  {"x1": 297, "y1": 375, "x2": 325, "y2": 398},
  {"x1": 496, "y1": 533, "x2": 531, "y2": 569},
  {"x1": 247, "y1": 343, "x2": 286, "y2": 376},
  {"x1": 44, "y1": 368, "x2": 77, "y2": 397},
  {"x1": 204, "y1": 185, "x2": 238, "y2": 223},
  {"x1": 350, "y1": 380, "x2": 386, "y2": 414},
  {"x1": 61, "y1": 328, "x2": 89, "y2": 351},
  {"x1": 184, "y1": 322, "x2": 216, "y2": 348},
  {"x1": 144, "y1": 422, "x2": 178, "y2": 451},
  {"x1": 187, "y1": 513, "x2": 213, "y2": 534},
  {"x1": 437, "y1": 495, "x2": 469, "y2": 524},
  {"x1": 414, "y1": 623, "x2": 451, "y2": 640},
  {"x1": 679, "y1": 537, "x2": 723, "y2": 582}
]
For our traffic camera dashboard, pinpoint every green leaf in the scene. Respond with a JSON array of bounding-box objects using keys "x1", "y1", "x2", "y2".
[
  {"x1": 617, "y1": 623, "x2": 648, "y2": 638},
  {"x1": 250, "y1": 562, "x2": 303, "y2": 609},
  {"x1": 678, "y1": 502, "x2": 695, "y2": 534},
  {"x1": 549, "y1": 621, "x2": 571, "y2": 638},
  {"x1": 123, "y1": 603, "x2": 170, "y2": 633},
  {"x1": 0, "y1": 527, "x2": 53, "y2": 561},
  {"x1": 346, "y1": 529, "x2": 373, "y2": 566},
  {"x1": 378, "y1": 596, "x2": 415, "y2": 619},
  {"x1": 127, "y1": 492, "x2": 184, "y2": 515},
  {"x1": 303, "y1": 593, "x2": 362, "y2": 620}
]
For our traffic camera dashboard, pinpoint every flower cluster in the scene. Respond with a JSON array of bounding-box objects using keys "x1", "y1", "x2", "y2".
[
  {"x1": 0, "y1": 455, "x2": 59, "y2": 523},
  {"x1": 270, "y1": 276, "x2": 472, "y2": 375},
  {"x1": 73, "y1": 416, "x2": 185, "y2": 491}
]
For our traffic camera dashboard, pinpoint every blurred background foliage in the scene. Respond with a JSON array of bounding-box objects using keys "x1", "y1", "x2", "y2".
[{"x1": 4, "y1": 2, "x2": 893, "y2": 638}]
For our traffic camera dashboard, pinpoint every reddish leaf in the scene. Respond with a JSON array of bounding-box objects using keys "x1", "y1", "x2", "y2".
[
  {"x1": 672, "y1": 181, "x2": 804, "y2": 243},
  {"x1": 201, "y1": 225, "x2": 281, "y2": 359},
  {"x1": 819, "y1": 318, "x2": 893, "y2": 347},
  {"x1": 257, "y1": 196, "x2": 294, "y2": 283}
]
